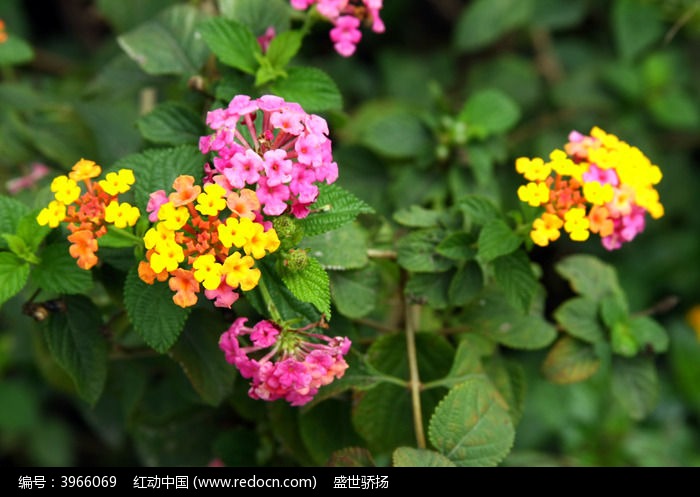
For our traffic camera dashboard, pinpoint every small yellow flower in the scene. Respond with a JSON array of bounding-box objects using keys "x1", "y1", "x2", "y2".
[
  {"x1": 99, "y1": 169, "x2": 136, "y2": 196},
  {"x1": 530, "y1": 213, "x2": 563, "y2": 247},
  {"x1": 104, "y1": 201, "x2": 140, "y2": 228},
  {"x1": 515, "y1": 157, "x2": 551, "y2": 182},
  {"x1": 158, "y1": 202, "x2": 190, "y2": 230},
  {"x1": 195, "y1": 183, "x2": 227, "y2": 216},
  {"x1": 69, "y1": 158, "x2": 101, "y2": 181},
  {"x1": 564, "y1": 207, "x2": 590, "y2": 242},
  {"x1": 144, "y1": 223, "x2": 176, "y2": 251},
  {"x1": 51, "y1": 176, "x2": 81, "y2": 204},
  {"x1": 149, "y1": 242, "x2": 185, "y2": 273},
  {"x1": 517, "y1": 182, "x2": 550, "y2": 207},
  {"x1": 36, "y1": 200, "x2": 66, "y2": 228},
  {"x1": 222, "y1": 251, "x2": 260, "y2": 291},
  {"x1": 192, "y1": 254, "x2": 223, "y2": 290},
  {"x1": 582, "y1": 181, "x2": 614, "y2": 206}
]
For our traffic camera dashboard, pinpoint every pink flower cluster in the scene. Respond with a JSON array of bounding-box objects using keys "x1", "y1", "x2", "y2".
[
  {"x1": 290, "y1": 0, "x2": 385, "y2": 57},
  {"x1": 219, "y1": 317, "x2": 351, "y2": 406},
  {"x1": 200, "y1": 95, "x2": 338, "y2": 219}
]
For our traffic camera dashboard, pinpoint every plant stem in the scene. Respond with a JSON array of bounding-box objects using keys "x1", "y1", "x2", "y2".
[
  {"x1": 257, "y1": 276, "x2": 283, "y2": 323},
  {"x1": 405, "y1": 302, "x2": 426, "y2": 449},
  {"x1": 367, "y1": 248, "x2": 397, "y2": 260}
]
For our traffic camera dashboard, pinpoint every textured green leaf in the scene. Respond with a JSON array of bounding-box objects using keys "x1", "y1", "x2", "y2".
[
  {"x1": 397, "y1": 228, "x2": 453, "y2": 273},
  {"x1": 123, "y1": 268, "x2": 191, "y2": 353},
  {"x1": 490, "y1": 315, "x2": 557, "y2": 350},
  {"x1": 113, "y1": 145, "x2": 203, "y2": 211},
  {"x1": 303, "y1": 223, "x2": 368, "y2": 270},
  {"x1": 477, "y1": 219, "x2": 521, "y2": 262},
  {"x1": 169, "y1": 310, "x2": 235, "y2": 406},
  {"x1": 611, "y1": 321, "x2": 638, "y2": 357},
  {"x1": 554, "y1": 297, "x2": 605, "y2": 343},
  {"x1": 0, "y1": 195, "x2": 30, "y2": 250},
  {"x1": 330, "y1": 264, "x2": 379, "y2": 319},
  {"x1": 0, "y1": 33, "x2": 34, "y2": 66},
  {"x1": 405, "y1": 271, "x2": 452, "y2": 309},
  {"x1": 436, "y1": 231, "x2": 477, "y2": 261},
  {"x1": 118, "y1": 4, "x2": 209, "y2": 75},
  {"x1": 31, "y1": 244, "x2": 93, "y2": 295},
  {"x1": 136, "y1": 102, "x2": 204, "y2": 146},
  {"x1": 448, "y1": 261, "x2": 483, "y2": 306},
  {"x1": 629, "y1": 316, "x2": 669, "y2": 354},
  {"x1": 2, "y1": 233, "x2": 37, "y2": 264},
  {"x1": 459, "y1": 89, "x2": 521, "y2": 138},
  {"x1": 428, "y1": 376, "x2": 515, "y2": 466},
  {"x1": 269, "y1": 66, "x2": 342, "y2": 113},
  {"x1": 0, "y1": 252, "x2": 29, "y2": 307},
  {"x1": 16, "y1": 213, "x2": 50, "y2": 253},
  {"x1": 218, "y1": 0, "x2": 291, "y2": 34},
  {"x1": 298, "y1": 183, "x2": 373, "y2": 237},
  {"x1": 281, "y1": 256, "x2": 331, "y2": 316},
  {"x1": 542, "y1": 336, "x2": 600, "y2": 384},
  {"x1": 612, "y1": 356, "x2": 659, "y2": 420},
  {"x1": 459, "y1": 195, "x2": 500, "y2": 226},
  {"x1": 45, "y1": 295, "x2": 108, "y2": 405},
  {"x1": 393, "y1": 205, "x2": 442, "y2": 228},
  {"x1": 555, "y1": 254, "x2": 621, "y2": 301},
  {"x1": 493, "y1": 250, "x2": 537, "y2": 312},
  {"x1": 265, "y1": 30, "x2": 303, "y2": 69},
  {"x1": 299, "y1": 399, "x2": 364, "y2": 465},
  {"x1": 198, "y1": 17, "x2": 260, "y2": 74},
  {"x1": 454, "y1": 0, "x2": 533, "y2": 52},
  {"x1": 393, "y1": 447, "x2": 457, "y2": 467},
  {"x1": 613, "y1": 0, "x2": 664, "y2": 61},
  {"x1": 600, "y1": 291, "x2": 630, "y2": 328},
  {"x1": 484, "y1": 356, "x2": 526, "y2": 425}
]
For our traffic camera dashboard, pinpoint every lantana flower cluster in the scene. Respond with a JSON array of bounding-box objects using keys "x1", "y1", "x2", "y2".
[
  {"x1": 290, "y1": 0, "x2": 384, "y2": 57},
  {"x1": 36, "y1": 159, "x2": 140, "y2": 269},
  {"x1": 219, "y1": 317, "x2": 351, "y2": 406},
  {"x1": 516, "y1": 127, "x2": 664, "y2": 250},
  {"x1": 0, "y1": 19, "x2": 7, "y2": 44},
  {"x1": 200, "y1": 94, "x2": 338, "y2": 219},
  {"x1": 139, "y1": 175, "x2": 280, "y2": 308}
]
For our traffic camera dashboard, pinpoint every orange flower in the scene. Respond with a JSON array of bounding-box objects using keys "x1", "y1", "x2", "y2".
[
  {"x1": 169, "y1": 175, "x2": 201, "y2": 207},
  {"x1": 588, "y1": 205, "x2": 614, "y2": 237},
  {"x1": 169, "y1": 268, "x2": 200, "y2": 307},
  {"x1": 0, "y1": 20, "x2": 7, "y2": 44},
  {"x1": 67, "y1": 230, "x2": 99, "y2": 269},
  {"x1": 227, "y1": 188, "x2": 261, "y2": 219},
  {"x1": 138, "y1": 259, "x2": 168, "y2": 284}
]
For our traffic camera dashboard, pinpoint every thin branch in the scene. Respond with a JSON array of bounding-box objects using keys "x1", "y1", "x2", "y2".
[
  {"x1": 665, "y1": 3, "x2": 700, "y2": 45},
  {"x1": 367, "y1": 248, "x2": 397, "y2": 260},
  {"x1": 405, "y1": 302, "x2": 426, "y2": 449},
  {"x1": 634, "y1": 295, "x2": 679, "y2": 317}
]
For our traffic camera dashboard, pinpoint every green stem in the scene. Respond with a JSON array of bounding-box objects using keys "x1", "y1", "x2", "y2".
[
  {"x1": 422, "y1": 373, "x2": 481, "y2": 391},
  {"x1": 405, "y1": 303, "x2": 426, "y2": 449},
  {"x1": 257, "y1": 276, "x2": 283, "y2": 323}
]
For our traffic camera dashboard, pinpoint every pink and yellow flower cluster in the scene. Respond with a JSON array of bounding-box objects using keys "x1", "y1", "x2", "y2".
[
  {"x1": 516, "y1": 127, "x2": 664, "y2": 250},
  {"x1": 139, "y1": 175, "x2": 280, "y2": 308},
  {"x1": 36, "y1": 159, "x2": 140, "y2": 269},
  {"x1": 219, "y1": 317, "x2": 350, "y2": 406}
]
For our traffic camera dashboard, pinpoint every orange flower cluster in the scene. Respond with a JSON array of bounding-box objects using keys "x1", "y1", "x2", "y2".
[{"x1": 0, "y1": 20, "x2": 7, "y2": 44}]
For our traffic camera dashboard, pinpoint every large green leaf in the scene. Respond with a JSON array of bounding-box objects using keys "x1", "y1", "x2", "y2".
[
  {"x1": 330, "y1": 264, "x2": 379, "y2": 319},
  {"x1": 198, "y1": 17, "x2": 261, "y2": 75},
  {"x1": 448, "y1": 261, "x2": 483, "y2": 306},
  {"x1": 477, "y1": 219, "x2": 521, "y2": 262},
  {"x1": 45, "y1": 295, "x2": 108, "y2": 405},
  {"x1": 281, "y1": 255, "x2": 331, "y2": 316},
  {"x1": 459, "y1": 195, "x2": 500, "y2": 226},
  {"x1": 405, "y1": 271, "x2": 452, "y2": 309},
  {"x1": 454, "y1": 0, "x2": 533, "y2": 52},
  {"x1": 118, "y1": 4, "x2": 209, "y2": 76},
  {"x1": 397, "y1": 228, "x2": 453, "y2": 273},
  {"x1": 96, "y1": 0, "x2": 175, "y2": 32},
  {"x1": 532, "y1": 0, "x2": 588, "y2": 29},
  {"x1": 393, "y1": 447, "x2": 456, "y2": 467},
  {"x1": 0, "y1": 252, "x2": 29, "y2": 307},
  {"x1": 0, "y1": 33, "x2": 34, "y2": 66},
  {"x1": 541, "y1": 336, "x2": 600, "y2": 384},
  {"x1": 428, "y1": 376, "x2": 515, "y2": 466},
  {"x1": 555, "y1": 254, "x2": 621, "y2": 301},
  {"x1": 436, "y1": 231, "x2": 477, "y2": 261},
  {"x1": 611, "y1": 356, "x2": 659, "y2": 420},
  {"x1": 553, "y1": 297, "x2": 605, "y2": 344},
  {"x1": 484, "y1": 356, "x2": 526, "y2": 425},
  {"x1": 297, "y1": 183, "x2": 374, "y2": 237},
  {"x1": 136, "y1": 102, "x2": 204, "y2": 146},
  {"x1": 629, "y1": 316, "x2": 669, "y2": 354},
  {"x1": 459, "y1": 89, "x2": 521, "y2": 139},
  {"x1": 613, "y1": 0, "x2": 664, "y2": 61},
  {"x1": 393, "y1": 205, "x2": 442, "y2": 228},
  {"x1": 123, "y1": 267, "x2": 191, "y2": 353},
  {"x1": 31, "y1": 244, "x2": 93, "y2": 295},
  {"x1": 302, "y1": 222, "x2": 368, "y2": 270},
  {"x1": 16, "y1": 213, "x2": 50, "y2": 253},
  {"x1": 218, "y1": 0, "x2": 291, "y2": 34},
  {"x1": 269, "y1": 66, "x2": 342, "y2": 113},
  {"x1": 0, "y1": 195, "x2": 30, "y2": 250},
  {"x1": 493, "y1": 250, "x2": 537, "y2": 312}
]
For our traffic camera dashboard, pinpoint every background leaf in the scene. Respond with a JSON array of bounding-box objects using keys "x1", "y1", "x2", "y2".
[
  {"x1": 393, "y1": 447, "x2": 456, "y2": 467},
  {"x1": 31, "y1": 244, "x2": 93, "y2": 295},
  {"x1": 269, "y1": 66, "x2": 342, "y2": 113},
  {"x1": 136, "y1": 102, "x2": 204, "y2": 146},
  {"x1": 612, "y1": 356, "x2": 659, "y2": 420},
  {"x1": 542, "y1": 336, "x2": 600, "y2": 384},
  {"x1": 0, "y1": 252, "x2": 29, "y2": 307},
  {"x1": 198, "y1": 17, "x2": 261, "y2": 75}
]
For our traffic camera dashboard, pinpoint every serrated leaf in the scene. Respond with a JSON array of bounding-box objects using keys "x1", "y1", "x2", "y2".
[
  {"x1": 281, "y1": 256, "x2": 330, "y2": 316},
  {"x1": 484, "y1": 356, "x2": 526, "y2": 425},
  {"x1": 218, "y1": 0, "x2": 291, "y2": 34},
  {"x1": 405, "y1": 271, "x2": 452, "y2": 309},
  {"x1": 612, "y1": 356, "x2": 659, "y2": 420},
  {"x1": 397, "y1": 228, "x2": 453, "y2": 273},
  {"x1": 269, "y1": 66, "x2": 342, "y2": 113},
  {"x1": 613, "y1": 0, "x2": 664, "y2": 61},
  {"x1": 298, "y1": 183, "x2": 373, "y2": 237},
  {"x1": 477, "y1": 220, "x2": 521, "y2": 262},
  {"x1": 328, "y1": 447, "x2": 376, "y2": 467},
  {"x1": 123, "y1": 267, "x2": 190, "y2": 353},
  {"x1": 299, "y1": 399, "x2": 363, "y2": 465},
  {"x1": 31, "y1": 244, "x2": 93, "y2": 294},
  {"x1": 393, "y1": 205, "x2": 442, "y2": 228},
  {"x1": 555, "y1": 254, "x2": 621, "y2": 301},
  {"x1": 459, "y1": 89, "x2": 521, "y2": 139},
  {"x1": 0, "y1": 252, "x2": 29, "y2": 307},
  {"x1": 16, "y1": 213, "x2": 50, "y2": 253},
  {"x1": 113, "y1": 145, "x2": 203, "y2": 210},
  {"x1": 198, "y1": 17, "x2": 261, "y2": 75},
  {"x1": 265, "y1": 30, "x2": 303, "y2": 69},
  {"x1": 45, "y1": 295, "x2": 108, "y2": 405},
  {"x1": 444, "y1": 340, "x2": 483, "y2": 386},
  {"x1": 0, "y1": 195, "x2": 30, "y2": 250},
  {"x1": 330, "y1": 264, "x2": 379, "y2": 319},
  {"x1": 117, "y1": 4, "x2": 209, "y2": 76},
  {"x1": 459, "y1": 195, "x2": 499, "y2": 225},
  {"x1": 493, "y1": 250, "x2": 537, "y2": 312},
  {"x1": 169, "y1": 310, "x2": 234, "y2": 406},
  {"x1": 0, "y1": 34, "x2": 34, "y2": 66},
  {"x1": 554, "y1": 297, "x2": 605, "y2": 343},
  {"x1": 393, "y1": 447, "x2": 457, "y2": 467},
  {"x1": 303, "y1": 223, "x2": 367, "y2": 270},
  {"x1": 136, "y1": 102, "x2": 204, "y2": 146},
  {"x1": 542, "y1": 336, "x2": 600, "y2": 384},
  {"x1": 428, "y1": 376, "x2": 515, "y2": 466},
  {"x1": 436, "y1": 231, "x2": 477, "y2": 261},
  {"x1": 629, "y1": 316, "x2": 668, "y2": 354},
  {"x1": 448, "y1": 261, "x2": 483, "y2": 306},
  {"x1": 454, "y1": 0, "x2": 533, "y2": 52},
  {"x1": 2, "y1": 233, "x2": 38, "y2": 263}
]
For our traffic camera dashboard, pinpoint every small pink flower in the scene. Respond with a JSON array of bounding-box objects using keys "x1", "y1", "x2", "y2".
[
  {"x1": 6, "y1": 163, "x2": 50, "y2": 194},
  {"x1": 146, "y1": 190, "x2": 168, "y2": 222},
  {"x1": 257, "y1": 26, "x2": 276, "y2": 53}
]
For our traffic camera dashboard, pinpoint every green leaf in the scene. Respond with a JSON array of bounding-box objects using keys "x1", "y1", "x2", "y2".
[
  {"x1": 611, "y1": 356, "x2": 659, "y2": 420},
  {"x1": 330, "y1": 264, "x2": 379, "y2": 319},
  {"x1": 493, "y1": 250, "x2": 537, "y2": 312},
  {"x1": 553, "y1": 297, "x2": 605, "y2": 344},
  {"x1": 393, "y1": 205, "x2": 442, "y2": 228},
  {"x1": 428, "y1": 376, "x2": 515, "y2": 466},
  {"x1": 213, "y1": 428, "x2": 260, "y2": 467},
  {"x1": 649, "y1": 89, "x2": 700, "y2": 130},
  {"x1": 269, "y1": 66, "x2": 342, "y2": 113},
  {"x1": 397, "y1": 228, "x2": 453, "y2": 273},
  {"x1": 491, "y1": 315, "x2": 557, "y2": 351},
  {"x1": 610, "y1": 321, "x2": 638, "y2": 357},
  {"x1": 405, "y1": 271, "x2": 452, "y2": 309},
  {"x1": 484, "y1": 356, "x2": 526, "y2": 424},
  {"x1": 448, "y1": 261, "x2": 483, "y2": 306},
  {"x1": 454, "y1": 0, "x2": 533, "y2": 52},
  {"x1": 613, "y1": 0, "x2": 664, "y2": 61},
  {"x1": 393, "y1": 447, "x2": 457, "y2": 467},
  {"x1": 265, "y1": 30, "x2": 303, "y2": 70},
  {"x1": 459, "y1": 195, "x2": 500, "y2": 226},
  {"x1": 600, "y1": 291, "x2": 630, "y2": 328},
  {"x1": 31, "y1": 244, "x2": 93, "y2": 295},
  {"x1": 16, "y1": 213, "x2": 51, "y2": 253},
  {"x1": 629, "y1": 316, "x2": 668, "y2": 354},
  {"x1": 218, "y1": 0, "x2": 291, "y2": 34},
  {"x1": 96, "y1": 0, "x2": 175, "y2": 32},
  {"x1": 299, "y1": 399, "x2": 364, "y2": 465},
  {"x1": 532, "y1": 0, "x2": 587, "y2": 30},
  {"x1": 0, "y1": 34, "x2": 34, "y2": 66},
  {"x1": 328, "y1": 447, "x2": 376, "y2": 467},
  {"x1": 45, "y1": 295, "x2": 108, "y2": 405},
  {"x1": 198, "y1": 17, "x2": 261, "y2": 75},
  {"x1": 297, "y1": 183, "x2": 373, "y2": 237},
  {"x1": 555, "y1": 254, "x2": 621, "y2": 301},
  {"x1": 117, "y1": 4, "x2": 209, "y2": 76},
  {"x1": 459, "y1": 89, "x2": 521, "y2": 139},
  {"x1": 303, "y1": 223, "x2": 368, "y2": 270},
  {"x1": 477, "y1": 219, "x2": 521, "y2": 262},
  {"x1": 0, "y1": 195, "x2": 30, "y2": 250},
  {"x1": 669, "y1": 323, "x2": 700, "y2": 411},
  {"x1": 2, "y1": 233, "x2": 38, "y2": 264},
  {"x1": 123, "y1": 267, "x2": 191, "y2": 353},
  {"x1": 98, "y1": 226, "x2": 143, "y2": 249},
  {"x1": 436, "y1": 231, "x2": 477, "y2": 261},
  {"x1": 351, "y1": 104, "x2": 432, "y2": 159},
  {"x1": 542, "y1": 336, "x2": 600, "y2": 384},
  {"x1": 0, "y1": 252, "x2": 29, "y2": 307},
  {"x1": 113, "y1": 145, "x2": 203, "y2": 210},
  {"x1": 169, "y1": 310, "x2": 235, "y2": 406},
  {"x1": 0, "y1": 380, "x2": 40, "y2": 431},
  {"x1": 136, "y1": 102, "x2": 204, "y2": 146},
  {"x1": 281, "y1": 256, "x2": 331, "y2": 316}
]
